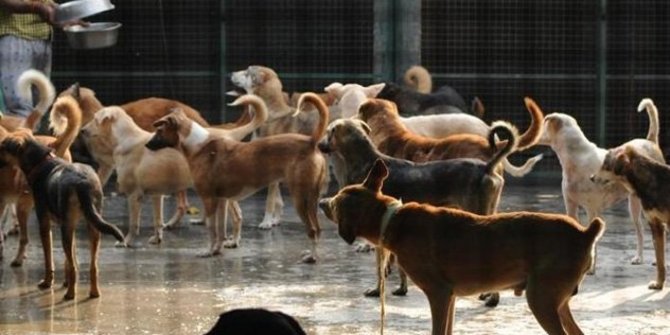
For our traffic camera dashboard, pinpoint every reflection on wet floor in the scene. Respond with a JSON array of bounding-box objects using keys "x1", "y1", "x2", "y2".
[{"x1": 0, "y1": 183, "x2": 668, "y2": 335}]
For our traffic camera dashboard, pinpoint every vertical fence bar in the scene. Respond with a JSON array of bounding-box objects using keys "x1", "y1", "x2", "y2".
[
  {"x1": 596, "y1": 0, "x2": 608, "y2": 146},
  {"x1": 374, "y1": 0, "x2": 395, "y2": 82},
  {"x1": 394, "y1": 0, "x2": 422, "y2": 81},
  {"x1": 220, "y1": 0, "x2": 227, "y2": 122}
]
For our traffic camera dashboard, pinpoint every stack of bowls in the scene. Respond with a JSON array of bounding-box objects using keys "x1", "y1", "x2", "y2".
[{"x1": 56, "y1": 0, "x2": 121, "y2": 49}]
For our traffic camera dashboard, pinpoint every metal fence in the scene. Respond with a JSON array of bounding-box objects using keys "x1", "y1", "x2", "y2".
[{"x1": 51, "y1": 0, "x2": 670, "y2": 175}]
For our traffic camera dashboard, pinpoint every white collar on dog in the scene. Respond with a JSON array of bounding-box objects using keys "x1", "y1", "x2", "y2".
[{"x1": 380, "y1": 199, "x2": 403, "y2": 246}]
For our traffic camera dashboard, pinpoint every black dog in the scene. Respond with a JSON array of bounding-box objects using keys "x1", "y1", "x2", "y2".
[
  {"x1": 377, "y1": 82, "x2": 484, "y2": 117},
  {"x1": 204, "y1": 308, "x2": 307, "y2": 335},
  {"x1": 0, "y1": 129, "x2": 125, "y2": 300}
]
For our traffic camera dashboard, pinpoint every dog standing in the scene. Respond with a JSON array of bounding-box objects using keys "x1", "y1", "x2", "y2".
[
  {"x1": 320, "y1": 159, "x2": 605, "y2": 335},
  {"x1": 0, "y1": 127, "x2": 125, "y2": 300},
  {"x1": 538, "y1": 98, "x2": 665, "y2": 266},
  {"x1": 146, "y1": 93, "x2": 328, "y2": 262},
  {"x1": 592, "y1": 145, "x2": 668, "y2": 290},
  {"x1": 319, "y1": 118, "x2": 517, "y2": 303}
]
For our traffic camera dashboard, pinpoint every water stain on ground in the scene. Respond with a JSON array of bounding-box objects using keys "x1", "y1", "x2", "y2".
[{"x1": 0, "y1": 183, "x2": 668, "y2": 334}]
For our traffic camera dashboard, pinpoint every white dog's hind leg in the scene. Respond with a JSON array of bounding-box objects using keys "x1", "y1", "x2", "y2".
[
  {"x1": 164, "y1": 191, "x2": 187, "y2": 229},
  {"x1": 628, "y1": 196, "x2": 644, "y2": 265},
  {"x1": 586, "y1": 209, "x2": 599, "y2": 275},
  {"x1": 148, "y1": 195, "x2": 164, "y2": 245},
  {"x1": 223, "y1": 201, "x2": 242, "y2": 248},
  {"x1": 119, "y1": 193, "x2": 143, "y2": 248}
]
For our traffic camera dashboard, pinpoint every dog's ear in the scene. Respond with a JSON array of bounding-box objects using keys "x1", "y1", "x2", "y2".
[
  {"x1": 354, "y1": 119, "x2": 371, "y2": 135},
  {"x1": 612, "y1": 151, "x2": 630, "y2": 175},
  {"x1": 324, "y1": 82, "x2": 344, "y2": 97},
  {"x1": 363, "y1": 83, "x2": 385, "y2": 98},
  {"x1": 363, "y1": 159, "x2": 388, "y2": 192},
  {"x1": 71, "y1": 82, "x2": 81, "y2": 99}
]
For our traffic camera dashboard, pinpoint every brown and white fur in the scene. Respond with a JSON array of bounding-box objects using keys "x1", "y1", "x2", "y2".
[
  {"x1": 146, "y1": 94, "x2": 328, "y2": 262},
  {"x1": 319, "y1": 159, "x2": 605, "y2": 335},
  {"x1": 0, "y1": 128, "x2": 125, "y2": 300},
  {"x1": 325, "y1": 82, "x2": 489, "y2": 138},
  {"x1": 357, "y1": 98, "x2": 544, "y2": 177},
  {"x1": 230, "y1": 65, "x2": 330, "y2": 230},
  {"x1": 538, "y1": 98, "x2": 665, "y2": 266},
  {"x1": 592, "y1": 144, "x2": 668, "y2": 290}
]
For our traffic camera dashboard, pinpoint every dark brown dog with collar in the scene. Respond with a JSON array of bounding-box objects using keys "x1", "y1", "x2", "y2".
[
  {"x1": 0, "y1": 129, "x2": 125, "y2": 300},
  {"x1": 592, "y1": 145, "x2": 669, "y2": 290},
  {"x1": 320, "y1": 159, "x2": 605, "y2": 335}
]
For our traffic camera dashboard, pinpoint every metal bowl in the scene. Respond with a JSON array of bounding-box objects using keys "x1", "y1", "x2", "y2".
[
  {"x1": 64, "y1": 22, "x2": 121, "y2": 49},
  {"x1": 55, "y1": 0, "x2": 115, "y2": 24}
]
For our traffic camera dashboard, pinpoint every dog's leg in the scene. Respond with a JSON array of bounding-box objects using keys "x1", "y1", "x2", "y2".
[
  {"x1": 585, "y1": 210, "x2": 599, "y2": 275},
  {"x1": 258, "y1": 183, "x2": 283, "y2": 229},
  {"x1": 648, "y1": 219, "x2": 666, "y2": 290},
  {"x1": 87, "y1": 222, "x2": 102, "y2": 298},
  {"x1": 2, "y1": 204, "x2": 19, "y2": 235},
  {"x1": 122, "y1": 193, "x2": 143, "y2": 248},
  {"x1": 290, "y1": 190, "x2": 321, "y2": 264},
  {"x1": 96, "y1": 164, "x2": 115, "y2": 188},
  {"x1": 425, "y1": 288, "x2": 453, "y2": 335},
  {"x1": 446, "y1": 296, "x2": 456, "y2": 335},
  {"x1": 526, "y1": 279, "x2": 570, "y2": 335},
  {"x1": 392, "y1": 259, "x2": 408, "y2": 296},
  {"x1": 148, "y1": 195, "x2": 164, "y2": 245},
  {"x1": 223, "y1": 201, "x2": 242, "y2": 248},
  {"x1": 61, "y1": 219, "x2": 77, "y2": 300},
  {"x1": 365, "y1": 248, "x2": 386, "y2": 297},
  {"x1": 10, "y1": 198, "x2": 31, "y2": 267},
  {"x1": 558, "y1": 301, "x2": 584, "y2": 335},
  {"x1": 36, "y1": 210, "x2": 54, "y2": 289},
  {"x1": 627, "y1": 196, "x2": 644, "y2": 265},
  {"x1": 0, "y1": 202, "x2": 5, "y2": 260},
  {"x1": 564, "y1": 196, "x2": 580, "y2": 223},
  {"x1": 199, "y1": 197, "x2": 221, "y2": 257},
  {"x1": 164, "y1": 191, "x2": 187, "y2": 229}
]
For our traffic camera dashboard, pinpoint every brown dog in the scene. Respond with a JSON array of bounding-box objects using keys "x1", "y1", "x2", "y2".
[
  {"x1": 357, "y1": 97, "x2": 544, "y2": 177},
  {"x1": 592, "y1": 145, "x2": 669, "y2": 290},
  {"x1": 320, "y1": 159, "x2": 605, "y2": 335},
  {"x1": 0, "y1": 126, "x2": 125, "y2": 300},
  {"x1": 146, "y1": 93, "x2": 328, "y2": 262}
]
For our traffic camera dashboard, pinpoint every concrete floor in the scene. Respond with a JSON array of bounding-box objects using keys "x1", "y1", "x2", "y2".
[{"x1": 0, "y1": 182, "x2": 668, "y2": 335}]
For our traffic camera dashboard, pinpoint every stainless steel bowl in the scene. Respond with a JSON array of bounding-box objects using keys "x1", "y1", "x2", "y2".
[
  {"x1": 55, "y1": 0, "x2": 115, "y2": 24},
  {"x1": 64, "y1": 22, "x2": 121, "y2": 49}
]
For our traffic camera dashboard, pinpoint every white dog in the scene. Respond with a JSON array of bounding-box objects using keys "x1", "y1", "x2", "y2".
[{"x1": 538, "y1": 98, "x2": 665, "y2": 266}]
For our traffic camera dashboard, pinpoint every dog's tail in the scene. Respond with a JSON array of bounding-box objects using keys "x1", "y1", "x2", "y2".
[
  {"x1": 75, "y1": 180, "x2": 125, "y2": 243},
  {"x1": 516, "y1": 97, "x2": 545, "y2": 151},
  {"x1": 227, "y1": 94, "x2": 269, "y2": 137},
  {"x1": 501, "y1": 153, "x2": 544, "y2": 177},
  {"x1": 485, "y1": 121, "x2": 518, "y2": 175},
  {"x1": 296, "y1": 92, "x2": 329, "y2": 144},
  {"x1": 16, "y1": 69, "x2": 55, "y2": 131},
  {"x1": 637, "y1": 98, "x2": 660, "y2": 144},
  {"x1": 48, "y1": 96, "x2": 82, "y2": 158},
  {"x1": 403, "y1": 65, "x2": 432, "y2": 94}
]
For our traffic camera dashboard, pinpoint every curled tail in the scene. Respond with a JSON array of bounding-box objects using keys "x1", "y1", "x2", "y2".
[
  {"x1": 485, "y1": 121, "x2": 519, "y2": 175},
  {"x1": 226, "y1": 94, "x2": 269, "y2": 138},
  {"x1": 48, "y1": 96, "x2": 82, "y2": 158},
  {"x1": 403, "y1": 65, "x2": 432, "y2": 94},
  {"x1": 16, "y1": 69, "x2": 55, "y2": 131},
  {"x1": 296, "y1": 92, "x2": 329, "y2": 144},
  {"x1": 75, "y1": 181, "x2": 124, "y2": 242},
  {"x1": 637, "y1": 98, "x2": 659, "y2": 144},
  {"x1": 516, "y1": 97, "x2": 545, "y2": 150}
]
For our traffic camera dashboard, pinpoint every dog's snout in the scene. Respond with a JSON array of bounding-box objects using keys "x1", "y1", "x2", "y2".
[
  {"x1": 317, "y1": 140, "x2": 332, "y2": 154},
  {"x1": 318, "y1": 198, "x2": 333, "y2": 220},
  {"x1": 589, "y1": 174, "x2": 596, "y2": 183}
]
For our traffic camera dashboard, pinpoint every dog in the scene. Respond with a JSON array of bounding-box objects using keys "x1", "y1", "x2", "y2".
[
  {"x1": 146, "y1": 93, "x2": 328, "y2": 262},
  {"x1": 231, "y1": 65, "x2": 333, "y2": 230},
  {"x1": 318, "y1": 118, "x2": 517, "y2": 305},
  {"x1": 204, "y1": 308, "x2": 306, "y2": 335},
  {"x1": 325, "y1": 82, "x2": 489, "y2": 138},
  {"x1": 403, "y1": 65, "x2": 433, "y2": 94},
  {"x1": 538, "y1": 98, "x2": 665, "y2": 267},
  {"x1": 375, "y1": 81, "x2": 485, "y2": 118},
  {"x1": 0, "y1": 127, "x2": 125, "y2": 300},
  {"x1": 592, "y1": 145, "x2": 668, "y2": 290},
  {"x1": 319, "y1": 159, "x2": 605, "y2": 335},
  {"x1": 357, "y1": 98, "x2": 544, "y2": 177},
  {"x1": 0, "y1": 71, "x2": 80, "y2": 267}
]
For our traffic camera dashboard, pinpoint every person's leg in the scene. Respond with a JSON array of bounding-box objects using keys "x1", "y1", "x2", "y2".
[{"x1": 0, "y1": 35, "x2": 40, "y2": 118}]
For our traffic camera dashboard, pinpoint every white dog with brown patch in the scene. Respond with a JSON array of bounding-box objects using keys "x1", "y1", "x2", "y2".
[{"x1": 538, "y1": 98, "x2": 665, "y2": 266}]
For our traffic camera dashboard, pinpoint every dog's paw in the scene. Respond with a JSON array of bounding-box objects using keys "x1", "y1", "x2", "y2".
[
  {"x1": 89, "y1": 291, "x2": 100, "y2": 299},
  {"x1": 6, "y1": 226, "x2": 19, "y2": 236},
  {"x1": 630, "y1": 256, "x2": 642, "y2": 265},
  {"x1": 115, "y1": 241, "x2": 130, "y2": 248},
  {"x1": 354, "y1": 241, "x2": 374, "y2": 253},
  {"x1": 258, "y1": 220, "x2": 274, "y2": 230},
  {"x1": 63, "y1": 292, "x2": 75, "y2": 301},
  {"x1": 197, "y1": 249, "x2": 221, "y2": 258},
  {"x1": 364, "y1": 288, "x2": 381, "y2": 297},
  {"x1": 648, "y1": 281, "x2": 664, "y2": 290},
  {"x1": 299, "y1": 250, "x2": 317, "y2": 264},
  {"x1": 484, "y1": 293, "x2": 501, "y2": 308},
  {"x1": 37, "y1": 279, "x2": 53, "y2": 290},
  {"x1": 147, "y1": 235, "x2": 162, "y2": 245},
  {"x1": 391, "y1": 287, "x2": 407, "y2": 296},
  {"x1": 223, "y1": 239, "x2": 239, "y2": 249},
  {"x1": 10, "y1": 257, "x2": 24, "y2": 267}
]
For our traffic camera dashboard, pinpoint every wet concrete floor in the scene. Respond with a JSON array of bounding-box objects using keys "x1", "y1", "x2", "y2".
[{"x1": 0, "y1": 182, "x2": 668, "y2": 334}]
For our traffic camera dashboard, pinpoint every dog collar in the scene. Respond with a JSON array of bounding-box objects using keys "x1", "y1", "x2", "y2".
[
  {"x1": 26, "y1": 152, "x2": 56, "y2": 185},
  {"x1": 379, "y1": 199, "x2": 403, "y2": 246}
]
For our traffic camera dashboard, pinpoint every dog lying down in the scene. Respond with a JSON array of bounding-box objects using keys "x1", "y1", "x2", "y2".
[
  {"x1": 0, "y1": 129, "x2": 125, "y2": 300},
  {"x1": 320, "y1": 159, "x2": 605, "y2": 335},
  {"x1": 204, "y1": 308, "x2": 306, "y2": 335}
]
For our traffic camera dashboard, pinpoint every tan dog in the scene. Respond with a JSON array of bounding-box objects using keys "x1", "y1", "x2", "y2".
[
  {"x1": 146, "y1": 93, "x2": 328, "y2": 262},
  {"x1": 230, "y1": 65, "x2": 329, "y2": 230},
  {"x1": 320, "y1": 159, "x2": 605, "y2": 335},
  {"x1": 592, "y1": 146, "x2": 668, "y2": 290},
  {"x1": 0, "y1": 72, "x2": 79, "y2": 266},
  {"x1": 0, "y1": 127, "x2": 125, "y2": 300},
  {"x1": 358, "y1": 98, "x2": 544, "y2": 177},
  {"x1": 538, "y1": 98, "x2": 665, "y2": 267}
]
